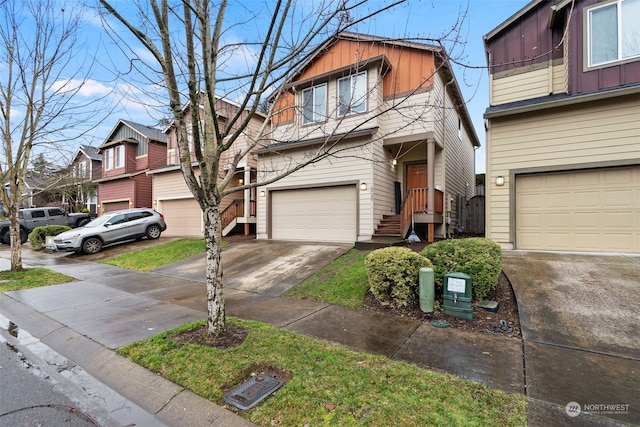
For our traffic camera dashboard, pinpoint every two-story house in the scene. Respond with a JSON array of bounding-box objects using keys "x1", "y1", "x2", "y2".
[
  {"x1": 484, "y1": 0, "x2": 640, "y2": 253},
  {"x1": 255, "y1": 32, "x2": 480, "y2": 244},
  {"x1": 64, "y1": 144, "x2": 102, "y2": 214},
  {"x1": 95, "y1": 120, "x2": 167, "y2": 213},
  {"x1": 148, "y1": 97, "x2": 265, "y2": 237}
]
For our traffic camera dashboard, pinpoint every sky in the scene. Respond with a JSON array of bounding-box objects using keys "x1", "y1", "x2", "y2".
[{"x1": 67, "y1": 0, "x2": 532, "y2": 174}]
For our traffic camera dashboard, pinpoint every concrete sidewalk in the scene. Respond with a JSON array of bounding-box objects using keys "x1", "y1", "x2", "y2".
[{"x1": 1, "y1": 246, "x2": 637, "y2": 426}]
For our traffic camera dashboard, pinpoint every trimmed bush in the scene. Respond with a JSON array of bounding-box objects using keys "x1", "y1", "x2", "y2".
[
  {"x1": 365, "y1": 247, "x2": 433, "y2": 307},
  {"x1": 420, "y1": 238, "x2": 502, "y2": 301},
  {"x1": 28, "y1": 225, "x2": 71, "y2": 251}
]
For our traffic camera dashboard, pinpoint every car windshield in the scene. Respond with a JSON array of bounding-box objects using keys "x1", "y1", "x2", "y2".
[{"x1": 82, "y1": 215, "x2": 113, "y2": 228}]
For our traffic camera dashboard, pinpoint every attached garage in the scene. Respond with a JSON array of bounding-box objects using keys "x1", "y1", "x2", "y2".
[
  {"x1": 270, "y1": 185, "x2": 357, "y2": 242},
  {"x1": 160, "y1": 198, "x2": 202, "y2": 237},
  {"x1": 516, "y1": 167, "x2": 640, "y2": 253},
  {"x1": 102, "y1": 201, "x2": 129, "y2": 213}
]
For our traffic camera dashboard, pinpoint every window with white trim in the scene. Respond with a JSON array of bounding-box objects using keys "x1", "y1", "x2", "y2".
[
  {"x1": 115, "y1": 145, "x2": 125, "y2": 168},
  {"x1": 104, "y1": 148, "x2": 113, "y2": 170},
  {"x1": 338, "y1": 71, "x2": 366, "y2": 116},
  {"x1": 588, "y1": 0, "x2": 640, "y2": 67},
  {"x1": 78, "y1": 162, "x2": 86, "y2": 178},
  {"x1": 302, "y1": 83, "x2": 327, "y2": 124}
]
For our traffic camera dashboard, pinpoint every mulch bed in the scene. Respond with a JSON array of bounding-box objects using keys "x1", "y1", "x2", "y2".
[{"x1": 362, "y1": 271, "x2": 521, "y2": 338}]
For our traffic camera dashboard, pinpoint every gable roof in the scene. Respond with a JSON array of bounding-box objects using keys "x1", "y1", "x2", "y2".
[
  {"x1": 276, "y1": 31, "x2": 480, "y2": 148},
  {"x1": 73, "y1": 144, "x2": 101, "y2": 162},
  {"x1": 99, "y1": 119, "x2": 166, "y2": 151}
]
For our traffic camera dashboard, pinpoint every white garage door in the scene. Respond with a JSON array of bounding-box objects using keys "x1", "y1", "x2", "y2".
[
  {"x1": 271, "y1": 185, "x2": 357, "y2": 242},
  {"x1": 161, "y1": 198, "x2": 202, "y2": 237},
  {"x1": 516, "y1": 167, "x2": 640, "y2": 253}
]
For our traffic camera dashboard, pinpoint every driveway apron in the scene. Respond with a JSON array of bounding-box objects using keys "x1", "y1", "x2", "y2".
[{"x1": 502, "y1": 251, "x2": 640, "y2": 426}]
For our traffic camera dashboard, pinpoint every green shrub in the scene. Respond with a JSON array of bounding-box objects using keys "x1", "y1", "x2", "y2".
[
  {"x1": 365, "y1": 247, "x2": 432, "y2": 307},
  {"x1": 28, "y1": 225, "x2": 71, "y2": 251},
  {"x1": 420, "y1": 238, "x2": 502, "y2": 301}
]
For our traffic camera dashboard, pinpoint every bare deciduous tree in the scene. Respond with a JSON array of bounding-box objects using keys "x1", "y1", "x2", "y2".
[
  {"x1": 0, "y1": 0, "x2": 105, "y2": 270},
  {"x1": 99, "y1": 0, "x2": 467, "y2": 337}
]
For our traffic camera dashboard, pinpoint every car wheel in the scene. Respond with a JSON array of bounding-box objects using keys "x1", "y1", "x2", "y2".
[
  {"x1": 146, "y1": 225, "x2": 161, "y2": 240},
  {"x1": 19, "y1": 229, "x2": 28, "y2": 244},
  {"x1": 82, "y1": 237, "x2": 103, "y2": 254},
  {"x1": 77, "y1": 218, "x2": 89, "y2": 227}
]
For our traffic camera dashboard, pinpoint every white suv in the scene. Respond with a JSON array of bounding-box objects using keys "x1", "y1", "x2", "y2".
[{"x1": 54, "y1": 208, "x2": 167, "y2": 254}]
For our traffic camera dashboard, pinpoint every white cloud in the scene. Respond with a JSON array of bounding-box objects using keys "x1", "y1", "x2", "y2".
[{"x1": 49, "y1": 79, "x2": 112, "y2": 97}]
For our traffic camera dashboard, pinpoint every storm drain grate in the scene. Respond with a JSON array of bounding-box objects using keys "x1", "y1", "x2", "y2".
[{"x1": 222, "y1": 374, "x2": 284, "y2": 410}]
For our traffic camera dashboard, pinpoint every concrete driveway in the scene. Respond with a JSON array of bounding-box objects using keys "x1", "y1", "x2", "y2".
[
  {"x1": 502, "y1": 251, "x2": 640, "y2": 426},
  {"x1": 154, "y1": 240, "x2": 352, "y2": 296}
]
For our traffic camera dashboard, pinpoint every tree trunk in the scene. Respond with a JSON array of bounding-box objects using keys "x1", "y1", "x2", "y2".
[
  {"x1": 203, "y1": 204, "x2": 226, "y2": 336},
  {"x1": 9, "y1": 214, "x2": 23, "y2": 271}
]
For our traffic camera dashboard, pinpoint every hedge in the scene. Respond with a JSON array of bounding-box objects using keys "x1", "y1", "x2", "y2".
[
  {"x1": 420, "y1": 237, "x2": 502, "y2": 301},
  {"x1": 28, "y1": 225, "x2": 71, "y2": 251},
  {"x1": 365, "y1": 247, "x2": 433, "y2": 307}
]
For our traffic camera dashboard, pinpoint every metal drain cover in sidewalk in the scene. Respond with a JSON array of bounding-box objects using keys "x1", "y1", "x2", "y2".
[{"x1": 223, "y1": 374, "x2": 284, "y2": 410}]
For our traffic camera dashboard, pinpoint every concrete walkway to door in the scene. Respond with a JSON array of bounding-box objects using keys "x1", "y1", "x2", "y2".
[{"x1": 502, "y1": 251, "x2": 640, "y2": 426}]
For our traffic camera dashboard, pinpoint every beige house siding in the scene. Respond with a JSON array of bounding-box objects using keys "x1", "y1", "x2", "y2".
[
  {"x1": 551, "y1": 60, "x2": 568, "y2": 94},
  {"x1": 486, "y1": 94, "x2": 640, "y2": 248},
  {"x1": 257, "y1": 137, "x2": 374, "y2": 240},
  {"x1": 491, "y1": 67, "x2": 550, "y2": 105}
]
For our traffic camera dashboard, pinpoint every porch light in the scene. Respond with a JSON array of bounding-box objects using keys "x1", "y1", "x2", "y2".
[
  {"x1": 260, "y1": 190, "x2": 266, "y2": 197},
  {"x1": 391, "y1": 159, "x2": 397, "y2": 166},
  {"x1": 496, "y1": 176, "x2": 505, "y2": 186},
  {"x1": 360, "y1": 182, "x2": 367, "y2": 191},
  {"x1": 238, "y1": 178, "x2": 243, "y2": 185}
]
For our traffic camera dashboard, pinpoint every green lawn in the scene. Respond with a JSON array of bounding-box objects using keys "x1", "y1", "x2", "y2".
[
  {"x1": 100, "y1": 238, "x2": 214, "y2": 271},
  {"x1": 0, "y1": 268, "x2": 76, "y2": 292},
  {"x1": 119, "y1": 318, "x2": 527, "y2": 426},
  {"x1": 285, "y1": 249, "x2": 370, "y2": 308}
]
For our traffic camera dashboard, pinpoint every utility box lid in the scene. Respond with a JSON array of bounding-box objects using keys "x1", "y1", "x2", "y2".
[{"x1": 443, "y1": 272, "x2": 472, "y2": 299}]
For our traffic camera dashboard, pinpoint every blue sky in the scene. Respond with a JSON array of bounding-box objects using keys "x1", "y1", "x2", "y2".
[{"x1": 76, "y1": 0, "x2": 530, "y2": 174}]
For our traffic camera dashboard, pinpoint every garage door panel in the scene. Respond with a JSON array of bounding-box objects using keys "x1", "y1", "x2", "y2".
[
  {"x1": 271, "y1": 186, "x2": 357, "y2": 243},
  {"x1": 516, "y1": 167, "x2": 640, "y2": 253},
  {"x1": 161, "y1": 199, "x2": 202, "y2": 237}
]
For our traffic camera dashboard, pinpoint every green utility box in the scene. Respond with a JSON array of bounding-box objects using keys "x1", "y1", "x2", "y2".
[{"x1": 443, "y1": 272, "x2": 473, "y2": 320}]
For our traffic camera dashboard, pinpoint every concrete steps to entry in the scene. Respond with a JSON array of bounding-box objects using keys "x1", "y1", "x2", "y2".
[{"x1": 372, "y1": 214, "x2": 402, "y2": 238}]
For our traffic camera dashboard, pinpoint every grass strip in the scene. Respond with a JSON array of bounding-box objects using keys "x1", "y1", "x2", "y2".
[
  {"x1": 285, "y1": 249, "x2": 370, "y2": 308},
  {"x1": 118, "y1": 318, "x2": 526, "y2": 426},
  {"x1": 0, "y1": 268, "x2": 76, "y2": 292},
  {"x1": 100, "y1": 238, "x2": 212, "y2": 271}
]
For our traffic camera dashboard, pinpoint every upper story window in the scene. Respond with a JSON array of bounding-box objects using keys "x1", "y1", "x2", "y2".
[
  {"x1": 302, "y1": 83, "x2": 327, "y2": 124},
  {"x1": 588, "y1": 0, "x2": 640, "y2": 67},
  {"x1": 104, "y1": 149, "x2": 113, "y2": 170},
  {"x1": 78, "y1": 162, "x2": 86, "y2": 178},
  {"x1": 115, "y1": 145, "x2": 125, "y2": 168},
  {"x1": 338, "y1": 71, "x2": 366, "y2": 116}
]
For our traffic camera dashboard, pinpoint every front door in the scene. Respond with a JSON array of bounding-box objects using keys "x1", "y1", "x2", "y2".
[{"x1": 406, "y1": 163, "x2": 427, "y2": 190}]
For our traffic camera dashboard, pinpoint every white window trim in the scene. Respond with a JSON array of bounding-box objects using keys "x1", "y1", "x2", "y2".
[
  {"x1": 301, "y1": 83, "x2": 327, "y2": 125},
  {"x1": 115, "y1": 145, "x2": 125, "y2": 168},
  {"x1": 104, "y1": 148, "x2": 113, "y2": 170},
  {"x1": 337, "y1": 71, "x2": 367, "y2": 117},
  {"x1": 587, "y1": 0, "x2": 640, "y2": 68}
]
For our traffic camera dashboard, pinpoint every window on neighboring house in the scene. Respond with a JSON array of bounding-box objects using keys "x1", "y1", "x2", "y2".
[
  {"x1": 115, "y1": 145, "x2": 125, "y2": 168},
  {"x1": 104, "y1": 148, "x2": 113, "y2": 170},
  {"x1": 338, "y1": 71, "x2": 366, "y2": 116},
  {"x1": 458, "y1": 119, "x2": 462, "y2": 139},
  {"x1": 78, "y1": 162, "x2": 86, "y2": 178},
  {"x1": 137, "y1": 139, "x2": 148, "y2": 156},
  {"x1": 588, "y1": 0, "x2": 640, "y2": 67},
  {"x1": 302, "y1": 83, "x2": 327, "y2": 124}
]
